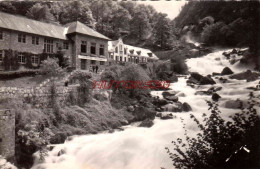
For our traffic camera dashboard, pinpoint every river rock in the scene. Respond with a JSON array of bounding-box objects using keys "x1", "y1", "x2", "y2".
[
  {"x1": 212, "y1": 72, "x2": 221, "y2": 76},
  {"x1": 219, "y1": 77, "x2": 228, "y2": 83},
  {"x1": 199, "y1": 76, "x2": 216, "y2": 85},
  {"x1": 161, "y1": 113, "x2": 175, "y2": 120},
  {"x1": 191, "y1": 72, "x2": 203, "y2": 81},
  {"x1": 230, "y1": 70, "x2": 260, "y2": 82},
  {"x1": 162, "y1": 91, "x2": 178, "y2": 97},
  {"x1": 212, "y1": 93, "x2": 221, "y2": 101},
  {"x1": 182, "y1": 102, "x2": 192, "y2": 112},
  {"x1": 164, "y1": 95, "x2": 178, "y2": 102},
  {"x1": 152, "y1": 98, "x2": 168, "y2": 107},
  {"x1": 221, "y1": 67, "x2": 234, "y2": 75},
  {"x1": 162, "y1": 102, "x2": 182, "y2": 112},
  {"x1": 138, "y1": 119, "x2": 154, "y2": 128},
  {"x1": 132, "y1": 106, "x2": 156, "y2": 121},
  {"x1": 58, "y1": 149, "x2": 66, "y2": 156},
  {"x1": 176, "y1": 92, "x2": 185, "y2": 97},
  {"x1": 195, "y1": 90, "x2": 212, "y2": 95},
  {"x1": 156, "y1": 112, "x2": 162, "y2": 117},
  {"x1": 224, "y1": 100, "x2": 242, "y2": 109}
]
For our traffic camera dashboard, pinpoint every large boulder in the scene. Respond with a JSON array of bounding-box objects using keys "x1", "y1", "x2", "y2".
[
  {"x1": 157, "y1": 71, "x2": 178, "y2": 83},
  {"x1": 132, "y1": 106, "x2": 156, "y2": 121},
  {"x1": 162, "y1": 91, "x2": 178, "y2": 97},
  {"x1": 199, "y1": 76, "x2": 216, "y2": 85},
  {"x1": 191, "y1": 72, "x2": 203, "y2": 81},
  {"x1": 152, "y1": 98, "x2": 168, "y2": 107},
  {"x1": 138, "y1": 119, "x2": 154, "y2": 128},
  {"x1": 182, "y1": 102, "x2": 192, "y2": 112},
  {"x1": 221, "y1": 67, "x2": 234, "y2": 75},
  {"x1": 230, "y1": 70, "x2": 260, "y2": 82},
  {"x1": 223, "y1": 100, "x2": 242, "y2": 109}
]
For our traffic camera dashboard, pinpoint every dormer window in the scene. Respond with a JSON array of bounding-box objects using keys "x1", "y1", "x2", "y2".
[
  {"x1": 130, "y1": 50, "x2": 134, "y2": 54},
  {"x1": 137, "y1": 51, "x2": 141, "y2": 55},
  {"x1": 148, "y1": 53, "x2": 153, "y2": 57}
]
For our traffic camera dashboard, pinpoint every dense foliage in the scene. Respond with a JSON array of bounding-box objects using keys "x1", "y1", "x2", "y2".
[
  {"x1": 166, "y1": 93, "x2": 260, "y2": 169},
  {"x1": 174, "y1": 1, "x2": 259, "y2": 51}
]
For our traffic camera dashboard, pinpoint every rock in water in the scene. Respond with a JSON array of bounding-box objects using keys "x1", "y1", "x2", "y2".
[
  {"x1": 164, "y1": 95, "x2": 178, "y2": 102},
  {"x1": 161, "y1": 114, "x2": 175, "y2": 120},
  {"x1": 212, "y1": 93, "x2": 221, "y2": 101},
  {"x1": 138, "y1": 119, "x2": 154, "y2": 128},
  {"x1": 162, "y1": 102, "x2": 182, "y2": 112},
  {"x1": 230, "y1": 70, "x2": 260, "y2": 82},
  {"x1": 221, "y1": 67, "x2": 234, "y2": 75},
  {"x1": 162, "y1": 91, "x2": 178, "y2": 97},
  {"x1": 199, "y1": 76, "x2": 216, "y2": 85},
  {"x1": 182, "y1": 102, "x2": 192, "y2": 112},
  {"x1": 191, "y1": 72, "x2": 203, "y2": 81}
]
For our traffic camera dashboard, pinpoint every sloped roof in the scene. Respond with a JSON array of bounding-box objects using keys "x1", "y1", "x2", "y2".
[
  {"x1": 125, "y1": 44, "x2": 159, "y2": 60},
  {"x1": 0, "y1": 12, "x2": 109, "y2": 40},
  {"x1": 66, "y1": 21, "x2": 110, "y2": 40}
]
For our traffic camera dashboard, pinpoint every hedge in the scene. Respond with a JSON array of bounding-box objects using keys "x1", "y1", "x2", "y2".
[{"x1": 0, "y1": 70, "x2": 43, "y2": 80}]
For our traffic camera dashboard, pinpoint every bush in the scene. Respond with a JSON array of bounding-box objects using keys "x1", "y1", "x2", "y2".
[
  {"x1": 40, "y1": 58, "x2": 65, "y2": 77},
  {"x1": 0, "y1": 69, "x2": 41, "y2": 80},
  {"x1": 166, "y1": 92, "x2": 260, "y2": 169}
]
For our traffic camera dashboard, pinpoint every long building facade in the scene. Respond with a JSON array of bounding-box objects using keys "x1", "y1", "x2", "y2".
[
  {"x1": 0, "y1": 12, "x2": 110, "y2": 71},
  {"x1": 108, "y1": 38, "x2": 158, "y2": 65}
]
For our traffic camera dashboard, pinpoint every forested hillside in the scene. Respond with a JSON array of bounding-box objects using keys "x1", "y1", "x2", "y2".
[
  {"x1": 174, "y1": 1, "x2": 260, "y2": 51},
  {"x1": 0, "y1": 0, "x2": 175, "y2": 50}
]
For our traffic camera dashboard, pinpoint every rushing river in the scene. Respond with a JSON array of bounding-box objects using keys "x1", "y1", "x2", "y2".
[{"x1": 32, "y1": 49, "x2": 260, "y2": 169}]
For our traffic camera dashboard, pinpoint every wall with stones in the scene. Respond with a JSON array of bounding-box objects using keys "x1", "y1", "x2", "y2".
[{"x1": 0, "y1": 109, "x2": 15, "y2": 160}]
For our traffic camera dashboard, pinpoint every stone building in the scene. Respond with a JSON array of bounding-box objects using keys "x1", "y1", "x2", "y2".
[
  {"x1": 0, "y1": 12, "x2": 110, "y2": 71},
  {"x1": 108, "y1": 38, "x2": 158, "y2": 65}
]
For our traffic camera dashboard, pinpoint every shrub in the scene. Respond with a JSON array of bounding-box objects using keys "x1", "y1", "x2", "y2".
[
  {"x1": 0, "y1": 70, "x2": 41, "y2": 80},
  {"x1": 166, "y1": 92, "x2": 260, "y2": 169},
  {"x1": 40, "y1": 58, "x2": 65, "y2": 77}
]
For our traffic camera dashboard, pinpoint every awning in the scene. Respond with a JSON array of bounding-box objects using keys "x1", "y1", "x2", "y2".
[{"x1": 78, "y1": 55, "x2": 107, "y2": 61}]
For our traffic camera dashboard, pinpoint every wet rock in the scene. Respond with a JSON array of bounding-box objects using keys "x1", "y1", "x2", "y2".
[
  {"x1": 156, "y1": 112, "x2": 162, "y2": 117},
  {"x1": 215, "y1": 57, "x2": 220, "y2": 61},
  {"x1": 157, "y1": 71, "x2": 178, "y2": 83},
  {"x1": 162, "y1": 91, "x2": 178, "y2": 97},
  {"x1": 230, "y1": 70, "x2": 260, "y2": 82},
  {"x1": 212, "y1": 72, "x2": 221, "y2": 76},
  {"x1": 208, "y1": 86, "x2": 222, "y2": 93},
  {"x1": 176, "y1": 92, "x2": 185, "y2": 97},
  {"x1": 58, "y1": 149, "x2": 66, "y2": 156},
  {"x1": 152, "y1": 98, "x2": 168, "y2": 107},
  {"x1": 186, "y1": 78, "x2": 199, "y2": 84},
  {"x1": 212, "y1": 93, "x2": 221, "y2": 101},
  {"x1": 191, "y1": 72, "x2": 203, "y2": 81},
  {"x1": 108, "y1": 129, "x2": 115, "y2": 133},
  {"x1": 161, "y1": 113, "x2": 175, "y2": 120},
  {"x1": 182, "y1": 102, "x2": 192, "y2": 112},
  {"x1": 127, "y1": 105, "x2": 135, "y2": 112},
  {"x1": 222, "y1": 51, "x2": 231, "y2": 58},
  {"x1": 162, "y1": 102, "x2": 182, "y2": 112},
  {"x1": 199, "y1": 76, "x2": 216, "y2": 85},
  {"x1": 224, "y1": 100, "x2": 242, "y2": 109},
  {"x1": 132, "y1": 106, "x2": 156, "y2": 121},
  {"x1": 138, "y1": 119, "x2": 154, "y2": 128},
  {"x1": 164, "y1": 95, "x2": 178, "y2": 102},
  {"x1": 221, "y1": 67, "x2": 234, "y2": 75},
  {"x1": 195, "y1": 91, "x2": 212, "y2": 95},
  {"x1": 219, "y1": 77, "x2": 228, "y2": 83}
]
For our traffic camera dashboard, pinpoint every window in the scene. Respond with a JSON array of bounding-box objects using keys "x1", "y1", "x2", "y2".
[
  {"x1": 128, "y1": 57, "x2": 130, "y2": 62},
  {"x1": 0, "y1": 50, "x2": 3, "y2": 62},
  {"x1": 63, "y1": 41, "x2": 69, "y2": 50},
  {"x1": 0, "y1": 31, "x2": 3, "y2": 40},
  {"x1": 91, "y1": 60, "x2": 96, "y2": 64},
  {"x1": 18, "y1": 34, "x2": 26, "y2": 43},
  {"x1": 120, "y1": 56, "x2": 122, "y2": 62},
  {"x1": 91, "y1": 43, "x2": 96, "y2": 54},
  {"x1": 81, "y1": 41, "x2": 87, "y2": 53},
  {"x1": 99, "y1": 44, "x2": 104, "y2": 56},
  {"x1": 44, "y1": 38, "x2": 53, "y2": 53},
  {"x1": 81, "y1": 59, "x2": 86, "y2": 70},
  {"x1": 137, "y1": 51, "x2": 141, "y2": 55},
  {"x1": 124, "y1": 57, "x2": 126, "y2": 62},
  {"x1": 148, "y1": 53, "x2": 153, "y2": 57},
  {"x1": 31, "y1": 55, "x2": 39, "y2": 64},
  {"x1": 119, "y1": 45, "x2": 122, "y2": 51},
  {"x1": 130, "y1": 50, "x2": 134, "y2": 54},
  {"x1": 115, "y1": 47, "x2": 118, "y2": 53},
  {"x1": 116, "y1": 56, "x2": 118, "y2": 61},
  {"x1": 32, "y1": 36, "x2": 39, "y2": 45},
  {"x1": 100, "y1": 61, "x2": 105, "y2": 65},
  {"x1": 124, "y1": 48, "x2": 127, "y2": 55},
  {"x1": 18, "y1": 52, "x2": 26, "y2": 64}
]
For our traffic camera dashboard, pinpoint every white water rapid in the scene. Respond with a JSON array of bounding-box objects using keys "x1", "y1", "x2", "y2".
[{"x1": 32, "y1": 49, "x2": 260, "y2": 169}]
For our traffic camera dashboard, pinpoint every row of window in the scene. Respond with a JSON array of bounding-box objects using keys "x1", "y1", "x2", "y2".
[
  {"x1": 81, "y1": 41, "x2": 104, "y2": 56},
  {"x1": 0, "y1": 50, "x2": 39, "y2": 64},
  {"x1": 80, "y1": 59, "x2": 105, "y2": 70},
  {"x1": 114, "y1": 55, "x2": 147, "y2": 63}
]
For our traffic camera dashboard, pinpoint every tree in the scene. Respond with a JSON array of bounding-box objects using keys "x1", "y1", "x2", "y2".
[
  {"x1": 59, "y1": 1, "x2": 95, "y2": 28},
  {"x1": 26, "y1": 3, "x2": 56, "y2": 23},
  {"x1": 130, "y1": 7, "x2": 151, "y2": 40},
  {"x1": 153, "y1": 13, "x2": 173, "y2": 49},
  {"x1": 0, "y1": 1, "x2": 16, "y2": 14}
]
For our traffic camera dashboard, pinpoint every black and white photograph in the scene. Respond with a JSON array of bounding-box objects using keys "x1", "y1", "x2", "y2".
[{"x1": 0, "y1": 0, "x2": 259, "y2": 169}]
